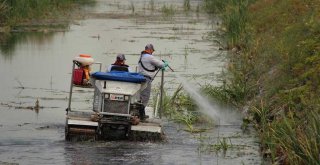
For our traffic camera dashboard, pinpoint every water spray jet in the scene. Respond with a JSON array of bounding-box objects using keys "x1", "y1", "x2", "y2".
[{"x1": 174, "y1": 74, "x2": 242, "y2": 125}]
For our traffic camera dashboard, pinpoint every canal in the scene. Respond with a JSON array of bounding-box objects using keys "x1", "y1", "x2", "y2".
[{"x1": 0, "y1": 0, "x2": 261, "y2": 164}]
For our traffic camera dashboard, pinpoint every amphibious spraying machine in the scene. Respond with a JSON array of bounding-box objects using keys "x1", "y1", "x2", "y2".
[{"x1": 65, "y1": 55, "x2": 164, "y2": 141}]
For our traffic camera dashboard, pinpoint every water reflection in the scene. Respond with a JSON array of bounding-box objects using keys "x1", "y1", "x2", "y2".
[
  {"x1": 0, "y1": 0, "x2": 98, "y2": 58},
  {"x1": 0, "y1": 32, "x2": 58, "y2": 59}
]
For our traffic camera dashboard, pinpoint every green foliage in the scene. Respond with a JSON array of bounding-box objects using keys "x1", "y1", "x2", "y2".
[
  {"x1": 204, "y1": 0, "x2": 320, "y2": 163},
  {"x1": 222, "y1": 0, "x2": 250, "y2": 48},
  {"x1": 270, "y1": 111, "x2": 320, "y2": 164},
  {"x1": 183, "y1": 0, "x2": 191, "y2": 11},
  {"x1": 202, "y1": 72, "x2": 254, "y2": 108},
  {"x1": 130, "y1": 1, "x2": 135, "y2": 14},
  {"x1": 161, "y1": 4, "x2": 175, "y2": 16},
  {"x1": 202, "y1": 54, "x2": 261, "y2": 116},
  {"x1": 153, "y1": 85, "x2": 212, "y2": 133},
  {"x1": 149, "y1": 0, "x2": 155, "y2": 11},
  {"x1": 202, "y1": 0, "x2": 228, "y2": 14},
  {"x1": 208, "y1": 137, "x2": 233, "y2": 154},
  {"x1": 0, "y1": 1, "x2": 9, "y2": 23},
  {"x1": 0, "y1": 0, "x2": 95, "y2": 26},
  {"x1": 204, "y1": 0, "x2": 256, "y2": 48}
]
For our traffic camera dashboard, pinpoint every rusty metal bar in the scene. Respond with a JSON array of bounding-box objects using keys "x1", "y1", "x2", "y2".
[
  {"x1": 159, "y1": 69, "x2": 164, "y2": 119},
  {"x1": 67, "y1": 61, "x2": 76, "y2": 114},
  {"x1": 69, "y1": 127, "x2": 96, "y2": 135}
]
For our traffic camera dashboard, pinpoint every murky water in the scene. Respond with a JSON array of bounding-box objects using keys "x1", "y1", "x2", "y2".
[{"x1": 0, "y1": 0, "x2": 261, "y2": 164}]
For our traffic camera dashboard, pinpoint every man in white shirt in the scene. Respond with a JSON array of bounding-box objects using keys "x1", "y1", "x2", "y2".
[{"x1": 138, "y1": 44, "x2": 168, "y2": 120}]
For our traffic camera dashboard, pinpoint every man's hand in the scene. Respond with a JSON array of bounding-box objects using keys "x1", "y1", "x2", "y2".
[{"x1": 162, "y1": 60, "x2": 169, "y2": 71}]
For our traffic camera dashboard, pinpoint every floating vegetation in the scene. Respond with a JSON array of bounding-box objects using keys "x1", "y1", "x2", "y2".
[
  {"x1": 129, "y1": 1, "x2": 135, "y2": 14},
  {"x1": 149, "y1": 0, "x2": 155, "y2": 11},
  {"x1": 159, "y1": 36, "x2": 179, "y2": 40},
  {"x1": 0, "y1": 161, "x2": 19, "y2": 165},
  {"x1": 183, "y1": 0, "x2": 191, "y2": 11},
  {"x1": 173, "y1": 111, "x2": 197, "y2": 132},
  {"x1": 161, "y1": 4, "x2": 175, "y2": 17},
  {"x1": 196, "y1": 3, "x2": 200, "y2": 14},
  {"x1": 209, "y1": 137, "x2": 233, "y2": 154},
  {"x1": 153, "y1": 84, "x2": 214, "y2": 133},
  {"x1": 198, "y1": 134, "x2": 234, "y2": 156},
  {"x1": 0, "y1": 100, "x2": 59, "y2": 111},
  {"x1": 184, "y1": 45, "x2": 189, "y2": 57}
]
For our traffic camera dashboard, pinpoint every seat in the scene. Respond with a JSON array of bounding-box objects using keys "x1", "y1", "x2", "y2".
[{"x1": 110, "y1": 65, "x2": 129, "y2": 72}]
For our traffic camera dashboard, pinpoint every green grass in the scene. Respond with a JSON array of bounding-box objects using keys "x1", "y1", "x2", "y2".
[
  {"x1": 0, "y1": 0, "x2": 95, "y2": 27},
  {"x1": 199, "y1": 137, "x2": 233, "y2": 155},
  {"x1": 204, "y1": 0, "x2": 320, "y2": 164},
  {"x1": 183, "y1": 0, "x2": 191, "y2": 11},
  {"x1": 161, "y1": 4, "x2": 175, "y2": 16},
  {"x1": 269, "y1": 111, "x2": 320, "y2": 164},
  {"x1": 153, "y1": 84, "x2": 213, "y2": 133}
]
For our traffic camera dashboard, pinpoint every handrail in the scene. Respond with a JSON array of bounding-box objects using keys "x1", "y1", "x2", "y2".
[
  {"x1": 67, "y1": 61, "x2": 76, "y2": 113},
  {"x1": 93, "y1": 62, "x2": 102, "y2": 72},
  {"x1": 67, "y1": 61, "x2": 102, "y2": 114},
  {"x1": 159, "y1": 69, "x2": 164, "y2": 119}
]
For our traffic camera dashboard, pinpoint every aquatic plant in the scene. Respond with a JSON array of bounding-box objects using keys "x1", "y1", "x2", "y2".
[
  {"x1": 223, "y1": 0, "x2": 250, "y2": 48},
  {"x1": 183, "y1": 0, "x2": 191, "y2": 11},
  {"x1": 149, "y1": 0, "x2": 155, "y2": 11},
  {"x1": 172, "y1": 111, "x2": 197, "y2": 132},
  {"x1": 130, "y1": 1, "x2": 135, "y2": 14},
  {"x1": 203, "y1": 0, "x2": 252, "y2": 49},
  {"x1": 203, "y1": 0, "x2": 228, "y2": 14},
  {"x1": 196, "y1": 3, "x2": 200, "y2": 15},
  {"x1": 197, "y1": 134, "x2": 233, "y2": 155},
  {"x1": 161, "y1": 4, "x2": 175, "y2": 17},
  {"x1": 184, "y1": 45, "x2": 189, "y2": 58},
  {"x1": 201, "y1": 79, "x2": 251, "y2": 108},
  {"x1": 153, "y1": 84, "x2": 214, "y2": 133},
  {"x1": 209, "y1": 137, "x2": 233, "y2": 154}
]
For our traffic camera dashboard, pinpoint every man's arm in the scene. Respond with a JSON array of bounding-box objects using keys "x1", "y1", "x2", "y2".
[{"x1": 149, "y1": 56, "x2": 164, "y2": 69}]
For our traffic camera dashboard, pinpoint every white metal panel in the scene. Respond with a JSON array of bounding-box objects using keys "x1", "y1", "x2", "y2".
[
  {"x1": 95, "y1": 80, "x2": 142, "y2": 95},
  {"x1": 131, "y1": 125, "x2": 162, "y2": 133},
  {"x1": 68, "y1": 119, "x2": 98, "y2": 127}
]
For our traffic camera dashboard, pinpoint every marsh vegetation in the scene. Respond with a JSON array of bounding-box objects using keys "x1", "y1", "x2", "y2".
[
  {"x1": 0, "y1": 0, "x2": 95, "y2": 32},
  {"x1": 204, "y1": 0, "x2": 320, "y2": 164}
]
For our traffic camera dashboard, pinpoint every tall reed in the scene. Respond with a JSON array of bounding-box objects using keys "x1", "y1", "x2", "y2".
[
  {"x1": 183, "y1": 0, "x2": 191, "y2": 11},
  {"x1": 270, "y1": 111, "x2": 320, "y2": 164},
  {"x1": 204, "y1": 0, "x2": 320, "y2": 164},
  {"x1": 161, "y1": 4, "x2": 175, "y2": 16},
  {"x1": 0, "y1": 0, "x2": 94, "y2": 26}
]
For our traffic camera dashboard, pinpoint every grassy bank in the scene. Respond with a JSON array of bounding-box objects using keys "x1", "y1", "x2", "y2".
[
  {"x1": 0, "y1": 0, "x2": 94, "y2": 29},
  {"x1": 204, "y1": 0, "x2": 320, "y2": 164}
]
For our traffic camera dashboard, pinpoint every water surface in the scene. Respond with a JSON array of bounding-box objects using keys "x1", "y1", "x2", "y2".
[{"x1": 0, "y1": 0, "x2": 261, "y2": 164}]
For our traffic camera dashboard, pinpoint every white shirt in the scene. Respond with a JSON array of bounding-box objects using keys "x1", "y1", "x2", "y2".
[{"x1": 138, "y1": 53, "x2": 164, "y2": 78}]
